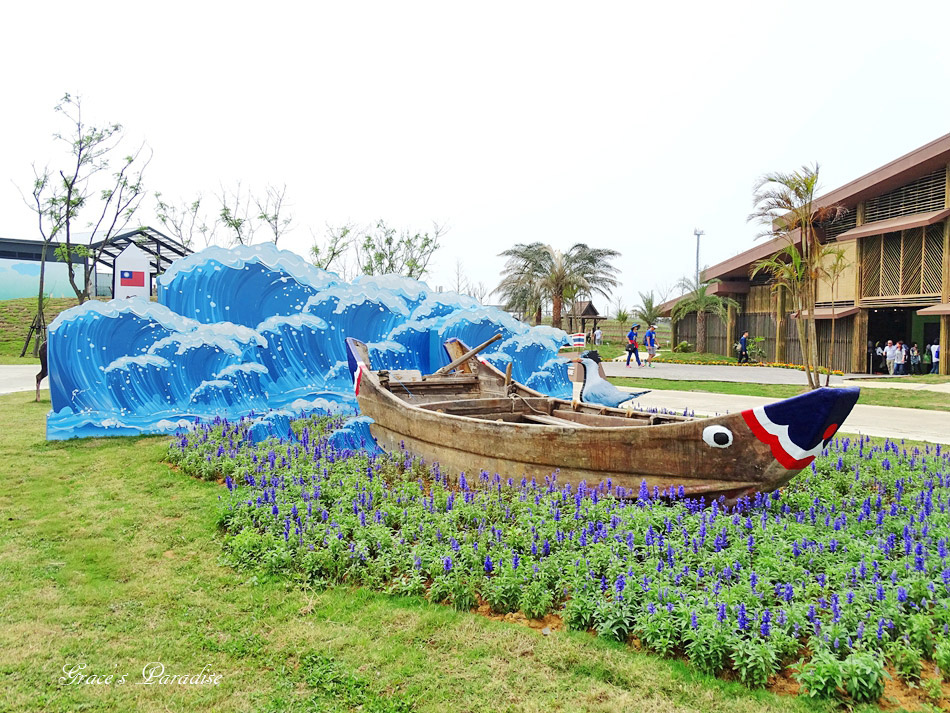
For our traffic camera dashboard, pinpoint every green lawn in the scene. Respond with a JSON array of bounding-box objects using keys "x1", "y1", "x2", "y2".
[
  {"x1": 862, "y1": 374, "x2": 950, "y2": 385},
  {"x1": 0, "y1": 296, "x2": 81, "y2": 362},
  {"x1": 609, "y1": 376, "x2": 950, "y2": 412},
  {"x1": 0, "y1": 391, "x2": 834, "y2": 713}
]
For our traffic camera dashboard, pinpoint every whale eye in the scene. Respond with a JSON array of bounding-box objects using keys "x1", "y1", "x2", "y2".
[{"x1": 703, "y1": 425, "x2": 734, "y2": 449}]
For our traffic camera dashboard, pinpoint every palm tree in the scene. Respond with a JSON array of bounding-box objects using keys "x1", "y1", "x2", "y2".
[
  {"x1": 495, "y1": 244, "x2": 546, "y2": 324},
  {"x1": 496, "y1": 243, "x2": 620, "y2": 330},
  {"x1": 633, "y1": 290, "x2": 663, "y2": 327},
  {"x1": 670, "y1": 277, "x2": 739, "y2": 354},
  {"x1": 822, "y1": 247, "x2": 849, "y2": 386},
  {"x1": 749, "y1": 163, "x2": 846, "y2": 389}
]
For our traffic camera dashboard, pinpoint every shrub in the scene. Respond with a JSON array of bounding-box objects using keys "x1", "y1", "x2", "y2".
[
  {"x1": 792, "y1": 649, "x2": 843, "y2": 700},
  {"x1": 672, "y1": 341, "x2": 692, "y2": 353},
  {"x1": 841, "y1": 651, "x2": 886, "y2": 704},
  {"x1": 935, "y1": 639, "x2": 950, "y2": 682},
  {"x1": 562, "y1": 590, "x2": 597, "y2": 631},
  {"x1": 888, "y1": 639, "x2": 923, "y2": 684},
  {"x1": 685, "y1": 628, "x2": 729, "y2": 676},
  {"x1": 731, "y1": 638, "x2": 778, "y2": 688}
]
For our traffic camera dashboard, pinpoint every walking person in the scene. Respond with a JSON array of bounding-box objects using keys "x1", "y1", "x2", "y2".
[
  {"x1": 35, "y1": 339, "x2": 48, "y2": 402},
  {"x1": 625, "y1": 324, "x2": 641, "y2": 368},
  {"x1": 644, "y1": 324, "x2": 658, "y2": 368},
  {"x1": 737, "y1": 330, "x2": 750, "y2": 364},
  {"x1": 910, "y1": 344, "x2": 921, "y2": 375},
  {"x1": 894, "y1": 340, "x2": 905, "y2": 376},
  {"x1": 933, "y1": 341, "x2": 941, "y2": 374},
  {"x1": 594, "y1": 327, "x2": 602, "y2": 346},
  {"x1": 884, "y1": 340, "x2": 897, "y2": 375},
  {"x1": 923, "y1": 343, "x2": 933, "y2": 374},
  {"x1": 875, "y1": 341, "x2": 885, "y2": 373}
]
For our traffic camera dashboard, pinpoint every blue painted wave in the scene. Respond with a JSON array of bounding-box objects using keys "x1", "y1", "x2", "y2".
[{"x1": 47, "y1": 243, "x2": 571, "y2": 440}]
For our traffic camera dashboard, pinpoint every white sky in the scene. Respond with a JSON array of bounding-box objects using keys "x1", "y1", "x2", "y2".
[{"x1": 3, "y1": 0, "x2": 950, "y2": 312}]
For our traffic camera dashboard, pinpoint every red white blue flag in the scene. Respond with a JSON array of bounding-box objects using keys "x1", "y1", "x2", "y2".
[{"x1": 120, "y1": 270, "x2": 145, "y2": 287}]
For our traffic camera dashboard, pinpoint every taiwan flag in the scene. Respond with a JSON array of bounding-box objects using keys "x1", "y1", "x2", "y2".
[{"x1": 120, "y1": 270, "x2": 145, "y2": 287}]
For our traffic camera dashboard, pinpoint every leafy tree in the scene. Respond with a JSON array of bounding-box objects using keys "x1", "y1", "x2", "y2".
[
  {"x1": 670, "y1": 277, "x2": 739, "y2": 354},
  {"x1": 25, "y1": 93, "x2": 150, "y2": 310},
  {"x1": 495, "y1": 243, "x2": 620, "y2": 330},
  {"x1": 749, "y1": 164, "x2": 846, "y2": 389},
  {"x1": 311, "y1": 223, "x2": 354, "y2": 274},
  {"x1": 823, "y1": 247, "x2": 849, "y2": 386},
  {"x1": 634, "y1": 290, "x2": 663, "y2": 327},
  {"x1": 495, "y1": 244, "x2": 547, "y2": 324},
  {"x1": 354, "y1": 220, "x2": 444, "y2": 279}
]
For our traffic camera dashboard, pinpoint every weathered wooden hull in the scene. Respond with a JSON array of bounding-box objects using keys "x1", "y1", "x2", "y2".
[{"x1": 345, "y1": 338, "x2": 860, "y2": 502}]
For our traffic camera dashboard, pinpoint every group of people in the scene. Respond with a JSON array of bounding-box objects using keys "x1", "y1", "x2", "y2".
[
  {"x1": 625, "y1": 324, "x2": 658, "y2": 368},
  {"x1": 873, "y1": 339, "x2": 940, "y2": 375}
]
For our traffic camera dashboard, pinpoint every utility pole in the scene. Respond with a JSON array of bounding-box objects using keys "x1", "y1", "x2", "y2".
[{"x1": 694, "y1": 228, "x2": 705, "y2": 286}]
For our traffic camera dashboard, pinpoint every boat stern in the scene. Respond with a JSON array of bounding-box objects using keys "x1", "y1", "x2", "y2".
[{"x1": 344, "y1": 337, "x2": 370, "y2": 395}]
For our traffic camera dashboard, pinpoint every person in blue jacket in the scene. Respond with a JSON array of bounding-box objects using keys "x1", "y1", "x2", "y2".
[
  {"x1": 625, "y1": 324, "x2": 641, "y2": 367},
  {"x1": 738, "y1": 330, "x2": 750, "y2": 364},
  {"x1": 644, "y1": 324, "x2": 657, "y2": 367}
]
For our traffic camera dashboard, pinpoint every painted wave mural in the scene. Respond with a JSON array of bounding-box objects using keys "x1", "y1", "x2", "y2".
[{"x1": 47, "y1": 243, "x2": 572, "y2": 441}]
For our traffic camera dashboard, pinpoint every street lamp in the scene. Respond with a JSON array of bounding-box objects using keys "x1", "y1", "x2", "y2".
[{"x1": 694, "y1": 228, "x2": 705, "y2": 286}]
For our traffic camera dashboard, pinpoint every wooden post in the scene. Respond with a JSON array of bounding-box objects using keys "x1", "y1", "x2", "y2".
[
  {"x1": 775, "y1": 289, "x2": 787, "y2": 364},
  {"x1": 851, "y1": 308, "x2": 868, "y2": 373},
  {"x1": 941, "y1": 218, "x2": 950, "y2": 375}
]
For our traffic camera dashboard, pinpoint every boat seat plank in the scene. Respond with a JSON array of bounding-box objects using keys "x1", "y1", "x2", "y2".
[
  {"x1": 522, "y1": 413, "x2": 593, "y2": 428},
  {"x1": 550, "y1": 409, "x2": 650, "y2": 427}
]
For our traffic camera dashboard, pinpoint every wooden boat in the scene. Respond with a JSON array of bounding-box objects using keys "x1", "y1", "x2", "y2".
[{"x1": 344, "y1": 335, "x2": 860, "y2": 502}]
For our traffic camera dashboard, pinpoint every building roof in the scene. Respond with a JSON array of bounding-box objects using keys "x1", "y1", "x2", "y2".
[
  {"x1": 835, "y1": 208, "x2": 950, "y2": 241},
  {"x1": 567, "y1": 300, "x2": 601, "y2": 317},
  {"x1": 810, "y1": 132, "x2": 950, "y2": 212},
  {"x1": 700, "y1": 132, "x2": 950, "y2": 286},
  {"x1": 89, "y1": 227, "x2": 190, "y2": 273}
]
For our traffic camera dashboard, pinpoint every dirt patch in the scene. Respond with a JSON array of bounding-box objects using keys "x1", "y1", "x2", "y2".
[{"x1": 474, "y1": 600, "x2": 565, "y2": 634}]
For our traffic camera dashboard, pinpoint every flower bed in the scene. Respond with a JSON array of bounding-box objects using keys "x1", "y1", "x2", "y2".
[
  {"x1": 653, "y1": 354, "x2": 844, "y2": 376},
  {"x1": 169, "y1": 417, "x2": 950, "y2": 701}
]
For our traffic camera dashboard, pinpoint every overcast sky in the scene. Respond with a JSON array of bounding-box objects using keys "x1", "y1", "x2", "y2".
[{"x1": 3, "y1": 0, "x2": 950, "y2": 312}]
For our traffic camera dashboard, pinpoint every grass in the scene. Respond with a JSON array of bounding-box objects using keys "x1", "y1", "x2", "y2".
[
  {"x1": 654, "y1": 352, "x2": 737, "y2": 365},
  {"x1": 608, "y1": 376, "x2": 950, "y2": 412},
  {"x1": 0, "y1": 391, "x2": 836, "y2": 713},
  {"x1": 0, "y1": 296, "x2": 81, "y2": 363},
  {"x1": 862, "y1": 374, "x2": 950, "y2": 385}
]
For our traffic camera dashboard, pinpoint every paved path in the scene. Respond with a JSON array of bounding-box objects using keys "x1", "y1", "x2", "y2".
[
  {"x1": 600, "y1": 359, "x2": 950, "y2": 393},
  {"x1": 0, "y1": 366, "x2": 40, "y2": 395},
  {"x1": 601, "y1": 360, "x2": 848, "y2": 385},
  {"x1": 617, "y1": 388, "x2": 950, "y2": 445}
]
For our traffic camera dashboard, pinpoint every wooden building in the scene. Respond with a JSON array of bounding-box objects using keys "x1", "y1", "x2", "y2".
[{"x1": 662, "y1": 134, "x2": 950, "y2": 374}]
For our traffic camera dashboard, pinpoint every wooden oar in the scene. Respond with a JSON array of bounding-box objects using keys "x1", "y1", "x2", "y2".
[{"x1": 433, "y1": 333, "x2": 503, "y2": 376}]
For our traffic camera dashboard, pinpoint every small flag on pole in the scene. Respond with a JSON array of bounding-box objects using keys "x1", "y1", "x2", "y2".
[{"x1": 120, "y1": 270, "x2": 145, "y2": 287}]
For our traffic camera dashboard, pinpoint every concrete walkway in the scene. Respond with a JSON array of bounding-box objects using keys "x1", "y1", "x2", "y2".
[
  {"x1": 0, "y1": 366, "x2": 40, "y2": 395},
  {"x1": 601, "y1": 359, "x2": 950, "y2": 393},
  {"x1": 602, "y1": 360, "x2": 848, "y2": 385},
  {"x1": 616, "y1": 388, "x2": 950, "y2": 445}
]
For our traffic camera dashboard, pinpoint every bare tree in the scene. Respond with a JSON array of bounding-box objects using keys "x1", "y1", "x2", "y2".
[
  {"x1": 154, "y1": 192, "x2": 217, "y2": 249},
  {"x1": 452, "y1": 259, "x2": 468, "y2": 293},
  {"x1": 254, "y1": 183, "x2": 293, "y2": 245},
  {"x1": 216, "y1": 181, "x2": 257, "y2": 246},
  {"x1": 25, "y1": 94, "x2": 150, "y2": 310},
  {"x1": 466, "y1": 281, "x2": 489, "y2": 304}
]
